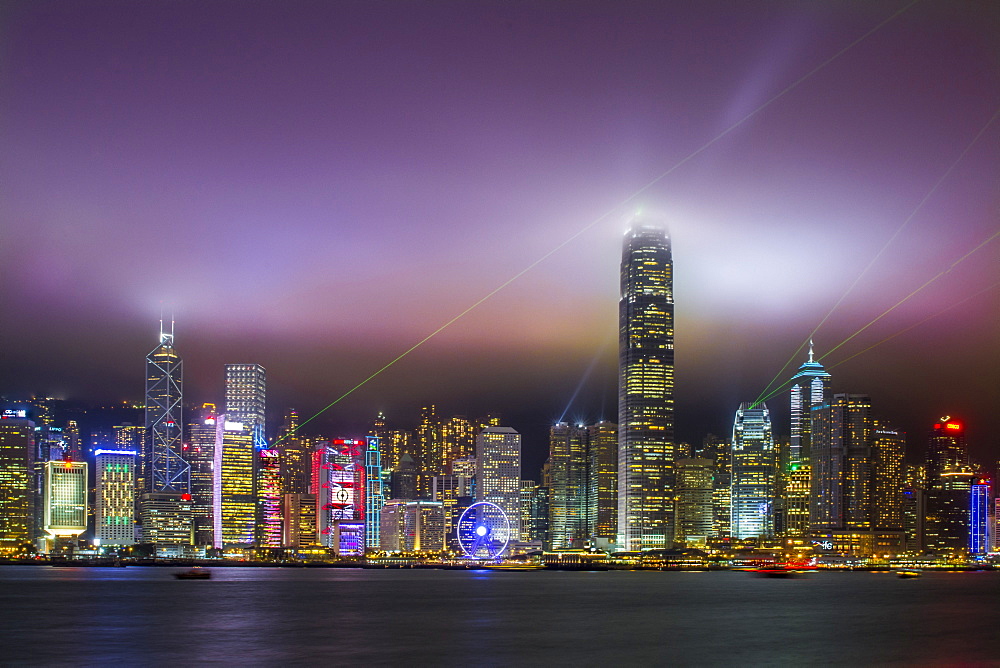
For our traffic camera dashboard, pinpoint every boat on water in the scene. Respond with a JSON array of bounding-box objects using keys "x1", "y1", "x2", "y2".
[
  {"x1": 477, "y1": 562, "x2": 545, "y2": 572},
  {"x1": 896, "y1": 569, "x2": 922, "y2": 579},
  {"x1": 173, "y1": 568, "x2": 211, "y2": 580}
]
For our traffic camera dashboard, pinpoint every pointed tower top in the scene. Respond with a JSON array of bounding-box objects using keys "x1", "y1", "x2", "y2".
[{"x1": 808, "y1": 339, "x2": 815, "y2": 363}]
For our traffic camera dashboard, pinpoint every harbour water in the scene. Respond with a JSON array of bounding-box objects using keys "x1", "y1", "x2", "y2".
[{"x1": 1, "y1": 566, "x2": 998, "y2": 666}]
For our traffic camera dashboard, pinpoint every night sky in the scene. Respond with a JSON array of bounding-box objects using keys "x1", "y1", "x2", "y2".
[{"x1": 2, "y1": 1, "x2": 998, "y2": 474}]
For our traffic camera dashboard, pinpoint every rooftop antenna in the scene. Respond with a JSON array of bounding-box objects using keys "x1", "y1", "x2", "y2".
[
  {"x1": 159, "y1": 301, "x2": 166, "y2": 344},
  {"x1": 808, "y1": 339, "x2": 815, "y2": 363}
]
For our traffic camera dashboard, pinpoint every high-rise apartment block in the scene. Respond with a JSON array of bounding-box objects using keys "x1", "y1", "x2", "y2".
[
  {"x1": 476, "y1": 427, "x2": 521, "y2": 542},
  {"x1": 618, "y1": 224, "x2": 674, "y2": 551}
]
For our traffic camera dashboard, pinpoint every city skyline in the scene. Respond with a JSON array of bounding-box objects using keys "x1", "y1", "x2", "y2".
[{"x1": 1, "y1": 1, "x2": 998, "y2": 465}]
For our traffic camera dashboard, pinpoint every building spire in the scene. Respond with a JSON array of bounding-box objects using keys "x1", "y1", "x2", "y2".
[{"x1": 807, "y1": 339, "x2": 815, "y2": 363}]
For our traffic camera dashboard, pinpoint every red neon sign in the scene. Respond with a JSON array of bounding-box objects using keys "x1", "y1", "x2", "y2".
[{"x1": 945, "y1": 423, "x2": 961, "y2": 431}]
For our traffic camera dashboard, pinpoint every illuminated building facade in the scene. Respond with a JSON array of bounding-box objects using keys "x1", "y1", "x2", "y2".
[
  {"x1": 256, "y1": 449, "x2": 282, "y2": 548},
  {"x1": 674, "y1": 458, "x2": 714, "y2": 547},
  {"x1": 925, "y1": 418, "x2": 971, "y2": 553},
  {"x1": 42, "y1": 460, "x2": 87, "y2": 548},
  {"x1": 145, "y1": 320, "x2": 188, "y2": 493},
  {"x1": 810, "y1": 394, "x2": 873, "y2": 531},
  {"x1": 700, "y1": 434, "x2": 731, "y2": 540},
  {"x1": 315, "y1": 440, "x2": 366, "y2": 555},
  {"x1": 587, "y1": 421, "x2": 618, "y2": 545},
  {"x1": 476, "y1": 427, "x2": 521, "y2": 542},
  {"x1": 809, "y1": 395, "x2": 906, "y2": 556},
  {"x1": 95, "y1": 449, "x2": 136, "y2": 546},
  {"x1": 64, "y1": 421, "x2": 82, "y2": 462},
  {"x1": 277, "y1": 410, "x2": 311, "y2": 494},
  {"x1": 730, "y1": 403, "x2": 776, "y2": 540},
  {"x1": 782, "y1": 463, "x2": 811, "y2": 536},
  {"x1": 0, "y1": 418, "x2": 35, "y2": 552},
  {"x1": 872, "y1": 421, "x2": 905, "y2": 531},
  {"x1": 186, "y1": 404, "x2": 217, "y2": 546},
  {"x1": 282, "y1": 493, "x2": 317, "y2": 549},
  {"x1": 215, "y1": 417, "x2": 255, "y2": 547},
  {"x1": 392, "y1": 453, "x2": 418, "y2": 500},
  {"x1": 443, "y1": 416, "x2": 475, "y2": 470},
  {"x1": 112, "y1": 423, "x2": 144, "y2": 494},
  {"x1": 224, "y1": 363, "x2": 267, "y2": 448},
  {"x1": 548, "y1": 422, "x2": 588, "y2": 549},
  {"x1": 417, "y1": 405, "x2": 443, "y2": 495},
  {"x1": 902, "y1": 485, "x2": 926, "y2": 553},
  {"x1": 379, "y1": 500, "x2": 445, "y2": 553},
  {"x1": 788, "y1": 342, "x2": 831, "y2": 464},
  {"x1": 925, "y1": 467, "x2": 974, "y2": 553},
  {"x1": 618, "y1": 224, "x2": 675, "y2": 551},
  {"x1": 365, "y1": 437, "x2": 385, "y2": 548},
  {"x1": 434, "y1": 472, "x2": 472, "y2": 542},
  {"x1": 969, "y1": 478, "x2": 990, "y2": 555},
  {"x1": 139, "y1": 492, "x2": 193, "y2": 547}
]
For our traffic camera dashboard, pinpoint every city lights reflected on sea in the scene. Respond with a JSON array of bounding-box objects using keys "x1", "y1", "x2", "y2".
[{"x1": 1, "y1": 567, "x2": 998, "y2": 665}]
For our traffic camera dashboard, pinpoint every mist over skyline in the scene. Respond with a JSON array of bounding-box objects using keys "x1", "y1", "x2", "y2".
[{"x1": 2, "y1": 1, "x2": 998, "y2": 472}]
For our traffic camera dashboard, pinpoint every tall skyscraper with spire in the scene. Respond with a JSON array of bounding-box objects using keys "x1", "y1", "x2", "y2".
[
  {"x1": 618, "y1": 223, "x2": 675, "y2": 551},
  {"x1": 788, "y1": 341, "x2": 831, "y2": 464},
  {"x1": 145, "y1": 318, "x2": 188, "y2": 493}
]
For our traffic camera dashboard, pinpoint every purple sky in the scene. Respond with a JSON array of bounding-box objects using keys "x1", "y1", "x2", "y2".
[{"x1": 2, "y1": 1, "x2": 998, "y2": 470}]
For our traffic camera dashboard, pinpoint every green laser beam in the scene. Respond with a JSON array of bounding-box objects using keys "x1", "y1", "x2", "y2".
[
  {"x1": 752, "y1": 276, "x2": 1000, "y2": 408},
  {"x1": 819, "y1": 227, "x2": 1000, "y2": 361},
  {"x1": 752, "y1": 104, "x2": 1000, "y2": 406},
  {"x1": 827, "y1": 280, "x2": 1000, "y2": 371},
  {"x1": 276, "y1": 0, "x2": 920, "y2": 444}
]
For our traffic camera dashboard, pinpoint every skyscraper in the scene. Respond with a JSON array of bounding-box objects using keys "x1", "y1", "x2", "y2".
[
  {"x1": 548, "y1": 422, "x2": 588, "y2": 549},
  {"x1": 618, "y1": 224, "x2": 674, "y2": 551},
  {"x1": 810, "y1": 394, "x2": 873, "y2": 532},
  {"x1": 314, "y1": 439, "x2": 366, "y2": 556},
  {"x1": 215, "y1": 417, "x2": 255, "y2": 547},
  {"x1": 476, "y1": 426, "x2": 521, "y2": 542},
  {"x1": 587, "y1": 420, "x2": 618, "y2": 546},
  {"x1": 674, "y1": 458, "x2": 715, "y2": 547},
  {"x1": 970, "y1": 477, "x2": 990, "y2": 556},
  {"x1": 277, "y1": 409, "x2": 311, "y2": 495},
  {"x1": 225, "y1": 364, "x2": 267, "y2": 448},
  {"x1": 145, "y1": 320, "x2": 187, "y2": 493},
  {"x1": 42, "y1": 460, "x2": 87, "y2": 552},
  {"x1": 0, "y1": 417, "x2": 35, "y2": 553},
  {"x1": 365, "y1": 436, "x2": 385, "y2": 549},
  {"x1": 788, "y1": 342, "x2": 831, "y2": 464},
  {"x1": 925, "y1": 417, "x2": 972, "y2": 554},
  {"x1": 255, "y1": 448, "x2": 282, "y2": 548},
  {"x1": 186, "y1": 404, "x2": 217, "y2": 547},
  {"x1": 730, "y1": 403, "x2": 777, "y2": 540}
]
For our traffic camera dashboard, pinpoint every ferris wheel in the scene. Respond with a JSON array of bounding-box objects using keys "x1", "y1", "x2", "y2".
[{"x1": 457, "y1": 501, "x2": 511, "y2": 559}]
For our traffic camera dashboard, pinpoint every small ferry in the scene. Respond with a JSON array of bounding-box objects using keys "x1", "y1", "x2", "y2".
[
  {"x1": 173, "y1": 567, "x2": 212, "y2": 580},
  {"x1": 895, "y1": 569, "x2": 922, "y2": 579}
]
